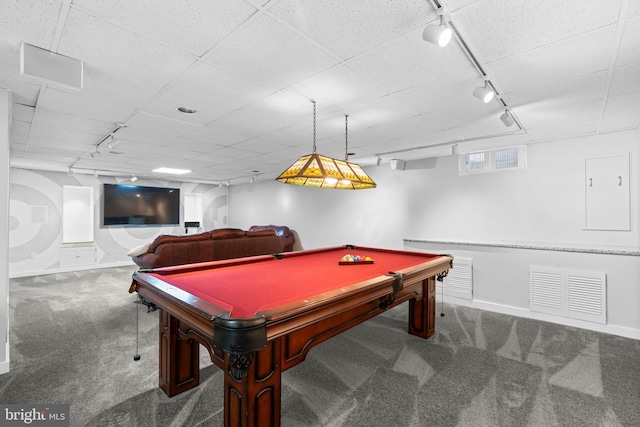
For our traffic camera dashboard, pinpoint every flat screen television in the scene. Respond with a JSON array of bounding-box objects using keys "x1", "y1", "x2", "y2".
[{"x1": 103, "y1": 184, "x2": 180, "y2": 226}]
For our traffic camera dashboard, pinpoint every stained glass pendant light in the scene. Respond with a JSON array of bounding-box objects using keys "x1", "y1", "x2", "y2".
[{"x1": 276, "y1": 101, "x2": 376, "y2": 190}]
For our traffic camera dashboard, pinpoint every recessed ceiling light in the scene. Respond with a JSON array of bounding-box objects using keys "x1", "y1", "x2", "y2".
[
  {"x1": 176, "y1": 106, "x2": 197, "y2": 114},
  {"x1": 152, "y1": 167, "x2": 191, "y2": 175}
]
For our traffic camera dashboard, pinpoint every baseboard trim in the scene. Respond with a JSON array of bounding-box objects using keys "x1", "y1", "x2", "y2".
[
  {"x1": 442, "y1": 295, "x2": 640, "y2": 341},
  {"x1": 9, "y1": 260, "x2": 136, "y2": 279},
  {"x1": 0, "y1": 341, "x2": 9, "y2": 375}
]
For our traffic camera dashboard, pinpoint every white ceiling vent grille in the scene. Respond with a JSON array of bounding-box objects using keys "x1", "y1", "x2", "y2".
[
  {"x1": 530, "y1": 266, "x2": 606, "y2": 324},
  {"x1": 445, "y1": 257, "x2": 472, "y2": 300}
]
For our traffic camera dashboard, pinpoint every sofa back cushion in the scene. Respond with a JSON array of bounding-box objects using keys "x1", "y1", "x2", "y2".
[
  {"x1": 149, "y1": 231, "x2": 211, "y2": 252},
  {"x1": 211, "y1": 228, "x2": 245, "y2": 239}
]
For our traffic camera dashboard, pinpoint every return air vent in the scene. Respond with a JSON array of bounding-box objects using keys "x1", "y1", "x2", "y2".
[
  {"x1": 444, "y1": 257, "x2": 472, "y2": 300},
  {"x1": 567, "y1": 271, "x2": 607, "y2": 323},
  {"x1": 530, "y1": 266, "x2": 606, "y2": 324}
]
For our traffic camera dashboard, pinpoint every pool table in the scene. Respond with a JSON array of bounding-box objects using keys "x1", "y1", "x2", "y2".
[{"x1": 129, "y1": 245, "x2": 452, "y2": 426}]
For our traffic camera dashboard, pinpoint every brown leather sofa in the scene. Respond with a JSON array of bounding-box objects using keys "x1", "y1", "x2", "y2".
[
  {"x1": 248, "y1": 225, "x2": 295, "y2": 252},
  {"x1": 131, "y1": 228, "x2": 284, "y2": 269}
]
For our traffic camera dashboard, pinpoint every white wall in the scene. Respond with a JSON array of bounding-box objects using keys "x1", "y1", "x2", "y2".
[
  {"x1": 1, "y1": 89, "x2": 11, "y2": 374},
  {"x1": 229, "y1": 129, "x2": 640, "y2": 338},
  {"x1": 8, "y1": 170, "x2": 229, "y2": 277}
]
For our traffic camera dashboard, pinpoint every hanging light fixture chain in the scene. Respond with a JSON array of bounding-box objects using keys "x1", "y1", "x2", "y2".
[
  {"x1": 345, "y1": 115, "x2": 349, "y2": 160},
  {"x1": 312, "y1": 100, "x2": 317, "y2": 154}
]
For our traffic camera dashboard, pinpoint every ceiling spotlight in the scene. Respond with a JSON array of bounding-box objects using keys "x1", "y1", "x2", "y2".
[
  {"x1": 107, "y1": 135, "x2": 121, "y2": 150},
  {"x1": 130, "y1": 174, "x2": 138, "y2": 182},
  {"x1": 500, "y1": 109, "x2": 515, "y2": 127},
  {"x1": 473, "y1": 80, "x2": 494, "y2": 103},
  {"x1": 90, "y1": 147, "x2": 101, "y2": 158},
  {"x1": 250, "y1": 176, "x2": 256, "y2": 184},
  {"x1": 422, "y1": 12, "x2": 452, "y2": 47}
]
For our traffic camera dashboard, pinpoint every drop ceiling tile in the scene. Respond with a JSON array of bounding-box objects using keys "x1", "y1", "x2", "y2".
[
  {"x1": 0, "y1": 76, "x2": 41, "y2": 107},
  {"x1": 72, "y1": 0, "x2": 258, "y2": 56},
  {"x1": 485, "y1": 26, "x2": 617, "y2": 95},
  {"x1": 9, "y1": 121, "x2": 30, "y2": 140},
  {"x1": 210, "y1": 91, "x2": 310, "y2": 137},
  {"x1": 169, "y1": 62, "x2": 275, "y2": 110},
  {"x1": 26, "y1": 136, "x2": 90, "y2": 154},
  {"x1": 268, "y1": 0, "x2": 433, "y2": 60},
  {"x1": 284, "y1": 64, "x2": 390, "y2": 112},
  {"x1": 526, "y1": 119, "x2": 599, "y2": 142},
  {"x1": 10, "y1": 144, "x2": 28, "y2": 157},
  {"x1": 29, "y1": 124, "x2": 100, "y2": 145},
  {"x1": 447, "y1": 119, "x2": 517, "y2": 141},
  {"x1": 426, "y1": 100, "x2": 503, "y2": 130},
  {"x1": 12, "y1": 103, "x2": 35, "y2": 123},
  {"x1": 125, "y1": 111, "x2": 201, "y2": 141},
  {"x1": 37, "y1": 90, "x2": 136, "y2": 125},
  {"x1": 628, "y1": 0, "x2": 640, "y2": 18},
  {"x1": 169, "y1": 137, "x2": 226, "y2": 154},
  {"x1": 454, "y1": 0, "x2": 623, "y2": 63},
  {"x1": 0, "y1": 0, "x2": 61, "y2": 48},
  {"x1": 395, "y1": 68, "x2": 486, "y2": 113},
  {"x1": 32, "y1": 109, "x2": 113, "y2": 136},
  {"x1": 185, "y1": 123, "x2": 250, "y2": 146},
  {"x1": 190, "y1": 153, "x2": 238, "y2": 166},
  {"x1": 333, "y1": 94, "x2": 423, "y2": 129},
  {"x1": 615, "y1": 15, "x2": 640, "y2": 66},
  {"x1": 501, "y1": 71, "x2": 608, "y2": 110},
  {"x1": 212, "y1": 146, "x2": 258, "y2": 160},
  {"x1": 230, "y1": 138, "x2": 289, "y2": 154},
  {"x1": 58, "y1": 8, "x2": 195, "y2": 88},
  {"x1": 149, "y1": 145, "x2": 203, "y2": 161},
  {"x1": 22, "y1": 151, "x2": 79, "y2": 163},
  {"x1": 604, "y1": 91, "x2": 640, "y2": 114},
  {"x1": 609, "y1": 63, "x2": 640, "y2": 95},
  {"x1": 204, "y1": 13, "x2": 339, "y2": 89},
  {"x1": 601, "y1": 107, "x2": 640, "y2": 132},
  {"x1": 367, "y1": 114, "x2": 444, "y2": 139},
  {"x1": 518, "y1": 99, "x2": 603, "y2": 130},
  {"x1": 346, "y1": 28, "x2": 473, "y2": 94},
  {"x1": 444, "y1": 0, "x2": 479, "y2": 12}
]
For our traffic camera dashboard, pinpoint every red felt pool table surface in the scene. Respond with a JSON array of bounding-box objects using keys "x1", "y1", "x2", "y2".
[
  {"x1": 130, "y1": 245, "x2": 452, "y2": 426},
  {"x1": 145, "y1": 246, "x2": 441, "y2": 318}
]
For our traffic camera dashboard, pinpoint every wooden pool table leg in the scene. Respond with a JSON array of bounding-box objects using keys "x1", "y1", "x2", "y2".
[
  {"x1": 408, "y1": 277, "x2": 437, "y2": 339},
  {"x1": 223, "y1": 337, "x2": 282, "y2": 427},
  {"x1": 158, "y1": 309, "x2": 200, "y2": 397}
]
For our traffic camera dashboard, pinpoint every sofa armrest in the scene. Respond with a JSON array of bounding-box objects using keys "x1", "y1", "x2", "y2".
[
  {"x1": 132, "y1": 252, "x2": 159, "y2": 269},
  {"x1": 248, "y1": 225, "x2": 295, "y2": 252}
]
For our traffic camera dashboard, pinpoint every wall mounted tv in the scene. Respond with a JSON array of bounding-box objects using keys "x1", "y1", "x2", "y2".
[{"x1": 103, "y1": 184, "x2": 180, "y2": 226}]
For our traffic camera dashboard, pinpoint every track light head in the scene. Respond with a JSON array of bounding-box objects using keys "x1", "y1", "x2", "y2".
[
  {"x1": 90, "y1": 148, "x2": 101, "y2": 158},
  {"x1": 422, "y1": 15, "x2": 452, "y2": 47},
  {"x1": 500, "y1": 110, "x2": 515, "y2": 127},
  {"x1": 130, "y1": 174, "x2": 138, "y2": 182},
  {"x1": 473, "y1": 81, "x2": 494, "y2": 103}
]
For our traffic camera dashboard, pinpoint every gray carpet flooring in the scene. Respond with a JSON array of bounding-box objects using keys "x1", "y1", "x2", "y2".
[{"x1": 1, "y1": 266, "x2": 639, "y2": 426}]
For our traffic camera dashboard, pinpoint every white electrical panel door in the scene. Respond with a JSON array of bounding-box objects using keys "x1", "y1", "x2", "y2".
[{"x1": 585, "y1": 153, "x2": 630, "y2": 231}]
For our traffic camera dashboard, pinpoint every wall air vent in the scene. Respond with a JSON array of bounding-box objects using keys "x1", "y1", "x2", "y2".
[
  {"x1": 530, "y1": 266, "x2": 606, "y2": 324},
  {"x1": 445, "y1": 257, "x2": 472, "y2": 300}
]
